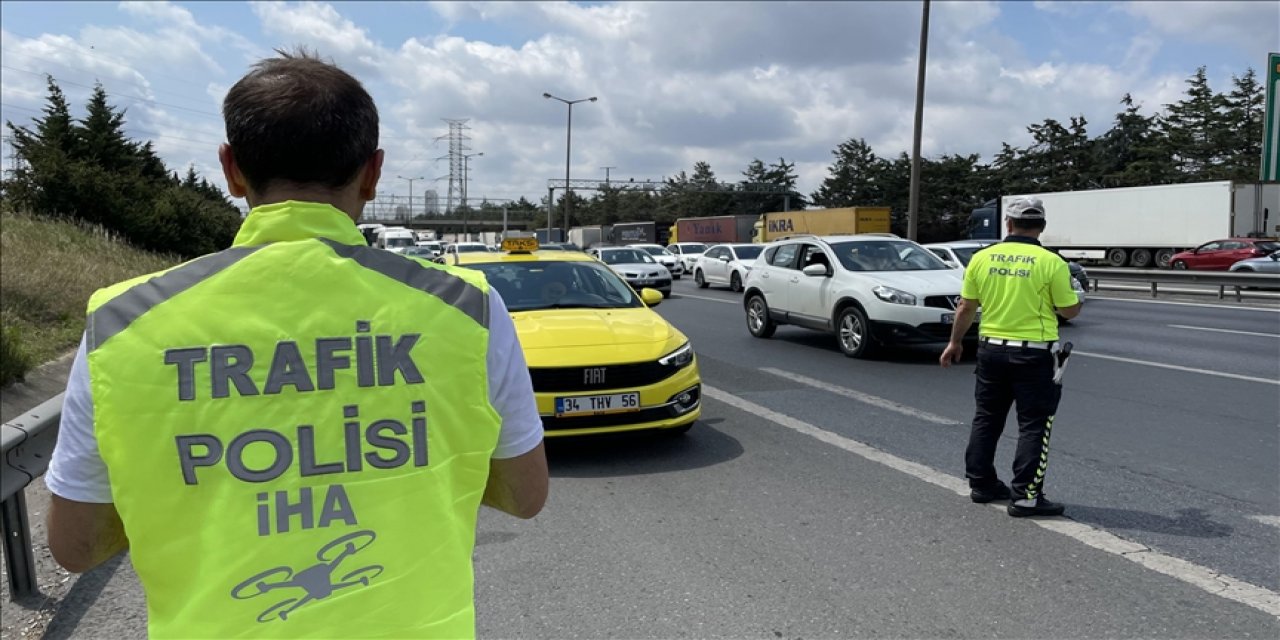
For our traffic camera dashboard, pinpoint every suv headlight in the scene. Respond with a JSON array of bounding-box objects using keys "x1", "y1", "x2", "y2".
[
  {"x1": 872, "y1": 285, "x2": 917, "y2": 305},
  {"x1": 658, "y1": 342, "x2": 694, "y2": 368}
]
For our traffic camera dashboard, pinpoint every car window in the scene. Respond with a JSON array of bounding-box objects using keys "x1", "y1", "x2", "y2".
[
  {"x1": 638, "y1": 245, "x2": 669, "y2": 256},
  {"x1": 1226, "y1": 241, "x2": 1251, "y2": 250},
  {"x1": 706, "y1": 247, "x2": 725, "y2": 259},
  {"x1": 601, "y1": 249, "x2": 654, "y2": 264},
  {"x1": 770, "y1": 244, "x2": 801, "y2": 269},
  {"x1": 1199, "y1": 242, "x2": 1222, "y2": 251},
  {"x1": 952, "y1": 247, "x2": 983, "y2": 266},
  {"x1": 468, "y1": 261, "x2": 643, "y2": 311},
  {"x1": 763, "y1": 246, "x2": 779, "y2": 264},
  {"x1": 829, "y1": 240, "x2": 949, "y2": 272},
  {"x1": 929, "y1": 249, "x2": 951, "y2": 262},
  {"x1": 679, "y1": 243, "x2": 707, "y2": 253},
  {"x1": 733, "y1": 245, "x2": 763, "y2": 261},
  {"x1": 799, "y1": 244, "x2": 831, "y2": 269},
  {"x1": 1255, "y1": 241, "x2": 1280, "y2": 252}
]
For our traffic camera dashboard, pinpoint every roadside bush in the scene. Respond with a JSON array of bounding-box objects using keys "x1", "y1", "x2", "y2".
[{"x1": 0, "y1": 321, "x2": 33, "y2": 386}]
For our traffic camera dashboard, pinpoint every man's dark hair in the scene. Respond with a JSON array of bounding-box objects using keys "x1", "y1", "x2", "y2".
[
  {"x1": 1009, "y1": 217, "x2": 1046, "y2": 233},
  {"x1": 223, "y1": 49, "x2": 378, "y2": 192}
]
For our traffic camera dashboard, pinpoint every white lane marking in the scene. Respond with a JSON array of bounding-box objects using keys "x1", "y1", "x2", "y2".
[
  {"x1": 1168, "y1": 324, "x2": 1280, "y2": 339},
  {"x1": 760, "y1": 367, "x2": 962, "y2": 425},
  {"x1": 1089, "y1": 296, "x2": 1280, "y2": 313},
  {"x1": 1247, "y1": 515, "x2": 1280, "y2": 529},
  {"x1": 675, "y1": 293, "x2": 737, "y2": 305},
  {"x1": 1074, "y1": 351, "x2": 1280, "y2": 386},
  {"x1": 702, "y1": 385, "x2": 1280, "y2": 617}
]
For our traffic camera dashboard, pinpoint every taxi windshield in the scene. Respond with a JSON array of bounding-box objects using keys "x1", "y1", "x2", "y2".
[
  {"x1": 600, "y1": 249, "x2": 655, "y2": 265},
  {"x1": 469, "y1": 261, "x2": 644, "y2": 312},
  {"x1": 829, "y1": 240, "x2": 950, "y2": 272}
]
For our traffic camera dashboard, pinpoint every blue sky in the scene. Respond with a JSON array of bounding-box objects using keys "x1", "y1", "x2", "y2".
[{"x1": 1, "y1": 1, "x2": 1275, "y2": 205}]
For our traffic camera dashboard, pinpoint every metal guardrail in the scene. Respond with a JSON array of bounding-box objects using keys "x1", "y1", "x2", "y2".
[
  {"x1": 1087, "y1": 268, "x2": 1280, "y2": 301},
  {"x1": 1, "y1": 393, "x2": 63, "y2": 600}
]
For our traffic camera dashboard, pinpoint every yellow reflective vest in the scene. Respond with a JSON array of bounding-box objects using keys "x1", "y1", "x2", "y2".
[{"x1": 86, "y1": 201, "x2": 500, "y2": 638}]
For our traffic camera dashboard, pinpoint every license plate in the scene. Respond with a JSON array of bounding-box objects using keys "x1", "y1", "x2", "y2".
[
  {"x1": 555, "y1": 392, "x2": 641, "y2": 416},
  {"x1": 942, "y1": 312, "x2": 980, "y2": 325}
]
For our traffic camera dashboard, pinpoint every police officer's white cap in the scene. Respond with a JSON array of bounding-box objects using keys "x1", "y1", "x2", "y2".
[{"x1": 1005, "y1": 197, "x2": 1046, "y2": 220}]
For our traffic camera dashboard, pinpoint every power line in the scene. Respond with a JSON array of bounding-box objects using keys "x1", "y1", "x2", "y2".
[
  {"x1": 0, "y1": 64, "x2": 223, "y2": 119},
  {"x1": 1, "y1": 102, "x2": 225, "y2": 147},
  {"x1": 0, "y1": 47, "x2": 224, "y2": 111}
]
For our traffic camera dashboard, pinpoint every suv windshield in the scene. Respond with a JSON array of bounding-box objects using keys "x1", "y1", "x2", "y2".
[
  {"x1": 952, "y1": 247, "x2": 983, "y2": 266},
  {"x1": 732, "y1": 245, "x2": 763, "y2": 260},
  {"x1": 829, "y1": 240, "x2": 950, "y2": 272},
  {"x1": 469, "y1": 262, "x2": 643, "y2": 311},
  {"x1": 600, "y1": 249, "x2": 655, "y2": 264}
]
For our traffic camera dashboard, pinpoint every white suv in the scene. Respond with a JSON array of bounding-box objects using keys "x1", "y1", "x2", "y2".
[{"x1": 742, "y1": 235, "x2": 975, "y2": 358}]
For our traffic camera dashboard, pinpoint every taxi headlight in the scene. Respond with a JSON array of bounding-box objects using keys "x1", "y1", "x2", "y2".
[
  {"x1": 658, "y1": 342, "x2": 694, "y2": 368},
  {"x1": 873, "y1": 285, "x2": 917, "y2": 305}
]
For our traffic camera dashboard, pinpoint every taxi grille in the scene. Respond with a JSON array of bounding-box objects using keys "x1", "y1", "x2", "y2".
[{"x1": 528, "y1": 361, "x2": 682, "y2": 392}]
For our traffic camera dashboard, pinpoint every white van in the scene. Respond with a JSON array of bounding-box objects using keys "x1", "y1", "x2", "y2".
[{"x1": 376, "y1": 227, "x2": 416, "y2": 253}]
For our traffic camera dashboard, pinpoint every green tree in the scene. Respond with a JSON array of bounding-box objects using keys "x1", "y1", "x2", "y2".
[
  {"x1": 1220, "y1": 68, "x2": 1265, "y2": 180},
  {"x1": 1094, "y1": 94, "x2": 1177, "y2": 187},
  {"x1": 1161, "y1": 67, "x2": 1226, "y2": 179},
  {"x1": 78, "y1": 84, "x2": 139, "y2": 174},
  {"x1": 811, "y1": 138, "x2": 886, "y2": 207}
]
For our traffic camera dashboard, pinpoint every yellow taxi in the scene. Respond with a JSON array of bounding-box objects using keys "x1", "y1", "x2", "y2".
[{"x1": 451, "y1": 236, "x2": 701, "y2": 436}]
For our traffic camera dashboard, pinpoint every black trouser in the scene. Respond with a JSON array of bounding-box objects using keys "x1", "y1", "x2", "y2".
[{"x1": 965, "y1": 343, "x2": 1062, "y2": 501}]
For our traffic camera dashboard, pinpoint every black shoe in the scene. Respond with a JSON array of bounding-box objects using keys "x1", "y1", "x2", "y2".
[
  {"x1": 970, "y1": 483, "x2": 1011, "y2": 504},
  {"x1": 1007, "y1": 496, "x2": 1066, "y2": 517}
]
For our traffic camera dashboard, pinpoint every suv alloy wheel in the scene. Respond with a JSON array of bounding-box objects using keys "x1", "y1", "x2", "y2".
[
  {"x1": 836, "y1": 305, "x2": 876, "y2": 358},
  {"x1": 746, "y1": 294, "x2": 776, "y2": 338}
]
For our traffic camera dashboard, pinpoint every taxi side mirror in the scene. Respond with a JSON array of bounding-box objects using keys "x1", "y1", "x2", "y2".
[{"x1": 640, "y1": 288, "x2": 664, "y2": 306}]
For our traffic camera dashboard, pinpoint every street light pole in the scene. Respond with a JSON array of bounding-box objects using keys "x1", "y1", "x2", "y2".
[
  {"x1": 907, "y1": 0, "x2": 930, "y2": 242},
  {"x1": 397, "y1": 175, "x2": 425, "y2": 220},
  {"x1": 461, "y1": 152, "x2": 483, "y2": 239},
  {"x1": 544, "y1": 93, "x2": 598, "y2": 234}
]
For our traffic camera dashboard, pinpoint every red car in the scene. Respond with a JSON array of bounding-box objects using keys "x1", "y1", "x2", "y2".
[{"x1": 1169, "y1": 238, "x2": 1280, "y2": 270}]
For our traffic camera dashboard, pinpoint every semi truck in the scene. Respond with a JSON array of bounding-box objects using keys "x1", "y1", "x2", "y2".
[
  {"x1": 968, "y1": 181, "x2": 1279, "y2": 267},
  {"x1": 751, "y1": 207, "x2": 892, "y2": 243},
  {"x1": 567, "y1": 225, "x2": 610, "y2": 249},
  {"x1": 535, "y1": 228, "x2": 565, "y2": 243},
  {"x1": 612, "y1": 221, "x2": 658, "y2": 245},
  {"x1": 673, "y1": 215, "x2": 757, "y2": 244}
]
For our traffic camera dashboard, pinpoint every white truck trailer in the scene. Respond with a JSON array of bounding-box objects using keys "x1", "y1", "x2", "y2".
[{"x1": 968, "y1": 181, "x2": 1279, "y2": 267}]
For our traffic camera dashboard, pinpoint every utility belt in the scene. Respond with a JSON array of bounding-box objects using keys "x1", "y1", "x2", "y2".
[
  {"x1": 980, "y1": 337, "x2": 1056, "y2": 350},
  {"x1": 980, "y1": 337, "x2": 1075, "y2": 385}
]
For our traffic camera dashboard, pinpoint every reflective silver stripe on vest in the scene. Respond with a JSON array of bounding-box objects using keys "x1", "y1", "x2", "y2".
[
  {"x1": 87, "y1": 246, "x2": 265, "y2": 352},
  {"x1": 318, "y1": 239, "x2": 489, "y2": 328}
]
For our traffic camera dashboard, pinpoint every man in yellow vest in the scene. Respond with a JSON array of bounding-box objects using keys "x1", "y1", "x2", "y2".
[
  {"x1": 44, "y1": 50, "x2": 548, "y2": 638},
  {"x1": 940, "y1": 197, "x2": 1081, "y2": 517}
]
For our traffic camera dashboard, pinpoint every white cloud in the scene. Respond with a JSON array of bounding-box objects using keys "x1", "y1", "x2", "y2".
[
  {"x1": 1, "y1": 1, "x2": 1265, "y2": 206},
  {"x1": 1124, "y1": 1, "x2": 1279, "y2": 58}
]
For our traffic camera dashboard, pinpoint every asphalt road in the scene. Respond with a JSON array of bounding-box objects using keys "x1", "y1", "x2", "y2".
[{"x1": 4, "y1": 281, "x2": 1278, "y2": 638}]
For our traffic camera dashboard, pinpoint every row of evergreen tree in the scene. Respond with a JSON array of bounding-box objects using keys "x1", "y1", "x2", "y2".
[
  {"x1": 3, "y1": 79, "x2": 242, "y2": 258},
  {"x1": 531, "y1": 66, "x2": 1265, "y2": 243}
]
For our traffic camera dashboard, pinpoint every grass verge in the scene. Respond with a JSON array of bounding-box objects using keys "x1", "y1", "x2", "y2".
[{"x1": 1, "y1": 209, "x2": 178, "y2": 386}]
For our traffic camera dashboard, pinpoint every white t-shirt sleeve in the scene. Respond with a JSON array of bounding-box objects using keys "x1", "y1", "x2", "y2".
[
  {"x1": 486, "y1": 289, "x2": 545, "y2": 459},
  {"x1": 44, "y1": 335, "x2": 114, "y2": 504}
]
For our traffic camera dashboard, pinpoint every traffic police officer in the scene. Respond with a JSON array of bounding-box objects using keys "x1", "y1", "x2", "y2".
[
  {"x1": 45, "y1": 50, "x2": 548, "y2": 638},
  {"x1": 940, "y1": 197, "x2": 1082, "y2": 517}
]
